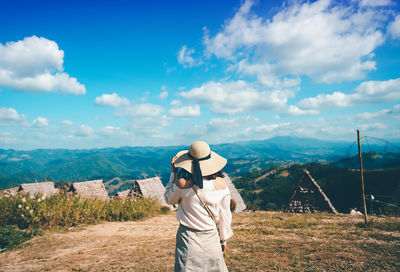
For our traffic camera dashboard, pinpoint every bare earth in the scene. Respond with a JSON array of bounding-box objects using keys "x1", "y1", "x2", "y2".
[
  {"x1": 0, "y1": 214, "x2": 179, "y2": 272},
  {"x1": 1, "y1": 212, "x2": 399, "y2": 271}
]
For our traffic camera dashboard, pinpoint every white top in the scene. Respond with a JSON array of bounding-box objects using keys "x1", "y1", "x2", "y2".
[{"x1": 164, "y1": 172, "x2": 233, "y2": 244}]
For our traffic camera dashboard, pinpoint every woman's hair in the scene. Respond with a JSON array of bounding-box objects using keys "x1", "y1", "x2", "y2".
[
  {"x1": 177, "y1": 168, "x2": 224, "y2": 181},
  {"x1": 204, "y1": 170, "x2": 225, "y2": 180}
]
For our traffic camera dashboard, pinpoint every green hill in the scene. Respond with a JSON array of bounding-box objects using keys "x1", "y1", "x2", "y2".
[
  {"x1": 0, "y1": 136, "x2": 354, "y2": 189},
  {"x1": 332, "y1": 151, "x2": 400, "y2": 169},
  {"x1": 234, "y1": 163, "x2": 400, "y2": 214}
]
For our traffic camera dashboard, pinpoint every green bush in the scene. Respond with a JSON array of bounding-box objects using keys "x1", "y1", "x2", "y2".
[
  {"x1": 0, "y1": 225, "x2": 42, "y2": 251},
  {"x1": 230, "y1": 199, "x2": 237, "y2": 212},
  {"x1": 0, "y1": 193, "x2": 162, "y2": 252},
  {"x1": 160, "y1": 206, "x2": 171, "y2": 214},
  {"x1": 0, "y1": 193, "x2": 162, "y2": 230}
]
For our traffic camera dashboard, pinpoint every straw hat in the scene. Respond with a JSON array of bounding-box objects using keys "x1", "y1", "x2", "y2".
[{"x1": 174, "y1": 141, "x2": 227, "y2": 176}]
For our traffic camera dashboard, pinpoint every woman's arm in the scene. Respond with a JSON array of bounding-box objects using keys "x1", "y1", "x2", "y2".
[
  {"x1": 164, "y1": 172, "x2": 182, "y2": 205},
  {"x1": 218, "y1": 193, "x2": 234, "y2": 247},
  {"x1": 164, "y1": 155, "x2": 183, "y2": 205}
]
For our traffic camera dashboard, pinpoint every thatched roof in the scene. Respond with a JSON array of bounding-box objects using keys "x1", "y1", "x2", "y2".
[
  {"x1": 285, "y1": 169, "x2": 337, "y2": 214},
  {"x1": 114, "y1": 189, "x2": 130, "y2": 198},
  {"x1": 128, "y1": 177, "x2": 171, "y2": 207},
  {"x1": 70, "y1": 179, "x2": 109, "y2": 200},
  {"x1": 0, "y1": 187, "x2": 19, "y2": 196},
  {"x1": 224, "y1": 173, "x2": 247, "y2": 213},
  {"x1": 18, "y1": 182, "x2": 60, "y2": 196}
]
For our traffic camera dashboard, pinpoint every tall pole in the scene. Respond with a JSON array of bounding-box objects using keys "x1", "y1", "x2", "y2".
[{"x1": 357, "y1": 130, "x2": 368, "y2": 224}]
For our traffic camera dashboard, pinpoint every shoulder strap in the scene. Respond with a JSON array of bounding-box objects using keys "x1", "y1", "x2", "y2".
[{"x1": 192, "y1": 186, "x2": 217, "y2": 225}]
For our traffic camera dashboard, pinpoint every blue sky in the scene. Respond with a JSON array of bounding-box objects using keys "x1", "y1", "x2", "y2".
[{"x1": 1, "y1": 0, "x2": 400, "y2": 150}]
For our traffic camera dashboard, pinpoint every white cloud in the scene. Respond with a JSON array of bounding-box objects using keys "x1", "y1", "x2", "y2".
[
  {"x1": 161, "y1": 85, "x2": 167, "y2": 91},
  {"x1": 127, "y1": 114, "x2": 171, "y2": 135},
  {"x1": 73, "y1": 125, "x2": 94, "y2": 137},
  {"x1": 357, "y1": 109, "x2": 390, "y2": 120},
  {"x1": 61, "y1": 120, "x2": 74, "y2": 126},
  {"x1": 282, "y1": 77, "x2": 301, "y2": 88},
  {"x1": 170, "y1": 99, "x2": 182, "y2": 106},
  {"x1": 0, "y1": 107, "x2": 27, "y2": 126},
  {"x1": 245, "y1": 123, "x2": 291, "y2": 135},
  {"x1": 159, "y1": 91, "x2": 168, "y2": 99},
  {"x1": 0, "y1": 36, "x2": 85, "y2": 94},
  {"x1": 0, "y1": 132, "x2": 18, "y2": 144},
  {"x1": 95, "y1": 93, "x2": 130, "y2": 107},
  {"x1": 32, "y1": 117, "x2": 49, "y2": 128},
  {"x1": 207, "y1": 116, "x2": 259, "y2": 132},
  {"x1": 353, "y1": 78, "x2": 400, "y2": 102},
  {"x1": 388, "y1": 15, "x2": 400, "y2": 39},
  {"x1": 179, "y1": 80, "x2": 290, "y2": 115},
  {"x1": 285, "y1": 105, "x2": 320, "y2": 116},
  {"x1": 204, "y1": 0, "x2": 386, "y2": 83},
  {"x1": 297, "y1": 91, "x2": 352, "y2": 109},
  {"x1": 243, "y1": 119, "x2": 357, "y2": 140},
  {"x1": 177, "y1": 115, "x2": 259, "y2": 143},
  {"x1": 356, "y1": 104, "x2": 400, "y2": 119},
  {"x1": 178, "y1": 45, "x2": 201, "y2": 67},
  {"x1": 297, "y1": 78, "x2": 400, "y2": 110},
  {"x1": 100, "y1": 126, "x2": 129, "y2": 136},
  {"x1": 169, "y1": 105, "x2": 200, "y2": 117},
  {"x1": 358, "y1": 122, "x2": 387, "y2": 130},
  {"x1": 117, "y1": 103, "x2": 163, "y2": 117},
  {"x1": 359, "y1": 0, "x2": 392, "y2": 7}
]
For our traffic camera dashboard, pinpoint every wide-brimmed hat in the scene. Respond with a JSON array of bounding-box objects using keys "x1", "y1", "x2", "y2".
[{"x1": 174, "y1": 141, "x2": 227, "y2": 176}]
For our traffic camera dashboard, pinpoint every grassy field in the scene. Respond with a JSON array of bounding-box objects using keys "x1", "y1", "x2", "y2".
[{"x1": 1, "y1": 211, "x2": 399, "y2": 271}]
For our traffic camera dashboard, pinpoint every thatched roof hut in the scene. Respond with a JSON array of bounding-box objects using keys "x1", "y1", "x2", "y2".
[
  {"x1": 285, "y1": 169, "x2": 337, "y2": 214},
  {"x1": 128, "y1": 177, "x2": 171, "y2": 208},
  {"x1": 224, "y1": 173, "x2": 247, "y2": 213},
  {"x1": 0, "y1": 187, "x2": 19, "y2": 197},
  {"x1": 69, "y1": 179, "x2": 109, "y2": 200},
  {"x1": 114, "y1": 189, "x2": 130, "y2": 199},
  {"x1": 18, "y1": 182, "x2": 60, "y2": 196}
]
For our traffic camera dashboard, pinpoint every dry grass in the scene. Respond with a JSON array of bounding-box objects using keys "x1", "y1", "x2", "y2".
[
  {"x1": 226, "y1": 212, "x2": 400, "y2": 272},
  {"x1": 1, "y1": 212, "x2": 399, "y2": 271}
]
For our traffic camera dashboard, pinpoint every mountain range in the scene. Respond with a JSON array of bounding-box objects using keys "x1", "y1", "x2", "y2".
[{"x1": 1, "y1": 136, "x2": 399, "y2": 190}]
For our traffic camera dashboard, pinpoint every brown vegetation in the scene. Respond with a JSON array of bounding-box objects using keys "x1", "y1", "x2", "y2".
[{"x1": 1, "y1": 212, "x2": 399, "y2": 271}]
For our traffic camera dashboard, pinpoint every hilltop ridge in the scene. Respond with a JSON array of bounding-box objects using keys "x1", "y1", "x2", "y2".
[{"x1": 1, "y1": 136, "x2": 399, "y2": 191}]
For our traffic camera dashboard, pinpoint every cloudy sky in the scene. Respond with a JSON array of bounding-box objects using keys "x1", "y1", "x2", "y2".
[{"x1": 1, "y1": 0, "x2": 400, "y2": 150}]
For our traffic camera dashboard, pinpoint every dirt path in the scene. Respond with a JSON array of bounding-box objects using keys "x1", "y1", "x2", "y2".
[
  {"x1": 0, "y1": 214, "x2": 179, "y2": 272},
  {"x1": 2, "y1": 212, "x2": 399, "y2": 271}
]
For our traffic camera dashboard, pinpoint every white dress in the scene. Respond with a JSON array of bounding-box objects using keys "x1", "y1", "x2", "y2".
[{"x1": 164, "y1": 172, "x2": 233, "y2": 272}]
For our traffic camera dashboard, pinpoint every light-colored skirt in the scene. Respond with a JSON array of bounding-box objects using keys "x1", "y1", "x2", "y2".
[{"x1": 175, "y1": 224, "x2": 228, "y2": 272}]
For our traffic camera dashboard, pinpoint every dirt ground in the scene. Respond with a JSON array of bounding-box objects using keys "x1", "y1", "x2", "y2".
[
  {"x1": 1, "y1": 212, "x2": 399, "y2": 271},
  {"x1": 0, "y1": 214, "x2": 179, "y2": 272}
]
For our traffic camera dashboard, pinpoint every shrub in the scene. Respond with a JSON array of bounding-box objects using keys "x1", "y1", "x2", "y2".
[
  {"x1": 0, "y1": 193, "x2": 162, "y2": 230},
  {"x1": 230, "y1": 199, "x2": 237, "y2": 212},
  {"x1": 0, "y1": 193, "x2": 162, "y2": 252},
  {"x1": 0, "y1": 225, "x2": 42, "y2": 251},
  {"x1": 160, "y1": 206, "x2": 171, "y2": 214}
]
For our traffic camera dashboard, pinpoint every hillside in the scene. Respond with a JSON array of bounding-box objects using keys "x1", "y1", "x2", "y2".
[
  {"x1": 333, "y1": 151, "x2": 400, "y2": 169},
  {"x1": 0, "y1": 136, "x2": 353, "y2": 189},
  {"x1": 234, "y1": 163, "x2": 400, "y2": 213},
  {"x1": 1, "y1": 212, "x2": 399, "y2": 271}
]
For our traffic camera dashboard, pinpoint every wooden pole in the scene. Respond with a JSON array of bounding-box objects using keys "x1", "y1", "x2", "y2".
[{"x1": 357, "y1": 130, "x2": 368, "y2": 224}]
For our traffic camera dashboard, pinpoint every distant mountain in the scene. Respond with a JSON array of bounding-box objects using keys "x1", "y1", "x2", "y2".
[
  {"x1": 0, "y1": 145, "x2": 183, "y2": 189},
  {"x1": 212, "y1": 136, "x2": 350, "y2": 161},
  {"x1": 1, "y1": 136, "x2": 398, "y2": 190}
]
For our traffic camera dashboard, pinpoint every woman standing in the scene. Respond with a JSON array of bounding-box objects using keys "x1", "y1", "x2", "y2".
[{"x1": 164, "y1": 141, "x2": 233, "y2": 272}]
